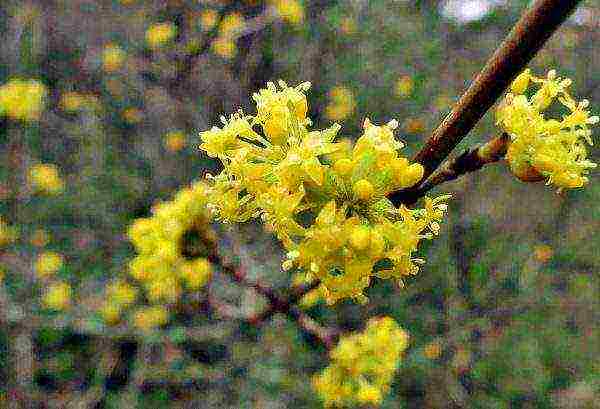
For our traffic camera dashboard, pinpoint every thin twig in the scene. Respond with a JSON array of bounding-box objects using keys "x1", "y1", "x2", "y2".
[
  {"x1": 404, "y1": 133, "x2": 510, "y2": 201},
  {"x1": 389, "y1": 0, "x2": 582, "y2": 206},
  {"x1": 167, "y1": 2, "x2": 240, "y2": 90},
  {"x1": 203, "y1": 235, "x2": 339, "y2": 349}
]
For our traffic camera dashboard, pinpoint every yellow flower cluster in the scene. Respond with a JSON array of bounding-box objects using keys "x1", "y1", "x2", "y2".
[
  {"x1": 34, "y1": 251, "x2": 64, "y2": 278},
  {"x1": 211, "y1": 12, "x2": 245, "y2": 59},
  {"x1": 312, "y1": 317, "x2": 409, "y2": 407},
  {"x1": 42, "y1": 281, "x2": 71, "y2": 311},
  {"x1": 146, "y1": 22, "x2": 177, "y2": 49},
  {"x1": 0, "y1": 78, "x2": 46, "y2": 121},
  {"x1": 164, "y1": 130, "x2": 186, "y2": 152},
  {"x1": 28, "y1": 163, "x2": 65, "y2": 195},
  {"x1": 271, "y1": 0, "x2": 304, "y2": 25},
  {"x1": 60, "y1": 92, "x2": 100, "y2": 113},
  {"x1": 102, "y1": 43, "x2": 126, "y2": 73},
  {"x1": 120, "y1": 181, "x2": 214, "y2": 330},
  {"x1": 496, "y1": 69, "x2": 598, "y2": 189},
  {"x1": 200, "y1": 81, "x2": 449, "y2": 303}
]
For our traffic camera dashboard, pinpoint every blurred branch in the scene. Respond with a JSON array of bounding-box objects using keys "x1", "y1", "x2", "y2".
[
  {"x1": 401, "y1": 133, "x2": 510, "y2": 201},
  {"x1": 203, "y1": 234, "x2": 339, "y2": 349},
  {"x1": 389, "y1": 0, "x2": 582, "y2": 206},
  {"x1": 166, "y1": 2, "x2": 240, "y2": 91}
]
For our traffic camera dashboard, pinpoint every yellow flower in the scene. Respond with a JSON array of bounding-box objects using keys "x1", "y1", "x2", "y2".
[
  {"x1": 106, "y1": 280, "x2": 137, "y2": 307},
  {"x1": 60, "y1": 92, "x2": 89, "y2": 113},
  {"x1": 219, "y1": 13, "x2": 245, "y2": 37},
  {"x1": 423, "y1": 341, "x2": 442, "y2": 360},
  {"x1": 313, "y1": 317, "x2": 408, "y2": 408},
  {"x1": 164, "y1": 130, "x2": 186, "y2": 152},
  {"x1": 211, "y1": 37, "x2": 237, "y2": 59},
  {"x1": 122, "y1": 107, "x2": 143, "y2": 124},
  {"x1": 394, "y1": 75, "x2": 414, "y2": 98},
  {"x1": 35, "y1": 251, "x2": 64, "y2": 278},
  {"x1": 30, "y1": 229, "x2": 50, "y2": 247},
  {"x1": 324, "y1": 86, "x2": 355, "y2": 121},
  {"x1": 200, "y1": 9, "x2": 218, "y2": 31},
  {"x1": 0, "y1": 79, "x2": 46, "y2": 121},
  {"x1": 271, "y1": 0, "x2": 304, "y2": 25},
  {"x1": 102, "y1": 43, "x2": 126, "y2": 72},
  {"x1": 145, "y1": 22, "x2": 177, "y2": 48},
  {"x1": 200, "y1": 81, "x2": 450, "y2": 304},
  {"x1": 339, "y1": 17, "x2": 357, "y2": 35},
  {"x1": 28, "y1": 164, "x2": 65, "y2": 195},
  {"x1": 132, "y1": 306, "x2": 168, "y2": 332},
  {"x1": 496, "y1": 69, "x2": 597, "y2": 190},
  {"x1": 43, "y1": 281, "x2": 71, "y2": 310}
]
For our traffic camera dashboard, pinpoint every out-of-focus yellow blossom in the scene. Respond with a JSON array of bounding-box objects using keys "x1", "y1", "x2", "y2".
[
  {"x1": 200, "y1": 81, "x2": 450, "y2": 303},
  {"x1": 210, "y1": 12, "x2": 245, "y2": 58},
  {"x1": 122, "y1": 107, "x2": 143, "y2": 124},
  {"x1": 496, "y1": 69, "x2": 598, "y2": 190},
  {"x1": 164, "y1": 130, "x2": 186, "y2": 152},
  {"x1": 42, "y1": 281, "x2": 71, "y2": 311},
  {"x1": 102, "y1": 43, "x2": 126, "y2": 73},
  {"x1": 324, "y1": 86, "x2": 356, "y2": 121},
  {"x1": 394, "y1": 75, "x2": 414, "y2": 98},
  {"x1": 34, "y1": 251, "x2": 64, "y2": 278},
  {"x1": 0, "y1": 79, "x2": 46, "y2": 121},
  {"x1": 271, "y1": 0, "x2": 304, "y2": 25},
  {"x1": 120, "y1": 181, "x2": 214, "y2": 326},
  {"x1": 339, "y1": 17, "x2": 357, "y2": 35},
  {"x1": 99, "y1": 279, "x2": 138, "y2": 324},
  {"x1": 423, "y1": 341, "x2": 442, "y2": 360},
  {"x1": 30, "y1": 229, "x2": 50, "y2": 247},
  {"x1": 313, "y1": 317, "x2": 408, "y2": 407},
  {"x1": 200, "y1": 9, "x2": 218, "y2": 31},
  {"x1": 28, "y1": 164, "x2": 65, "y2": 195},
  {"x1": 404, "y1": 117, "x2": 425, "y2": 134},
  {"x1": 132, "y1": 305, "x2": 168, "y2": 332},
  {"x1": 60, "y1": 92, "x2": 100, "y2": 113},
  {"x1": 60, "y1": 92, "x2": 86, "y2": 112},
  {"x1": 533, "y1": 244, "x2": 553, "y2": 263},
  {"x1": 211, "y1": 37, "x2": 237, "y2": 59},
  {"x1": 220, "y1": 13, "x2": 245, "y2": 37},
  {"x1": 145, "y1": 22, "x2": 177, "y2": 49},
  {"x1": 0, "y1": 218, "x2": 18, "y2": 247}
]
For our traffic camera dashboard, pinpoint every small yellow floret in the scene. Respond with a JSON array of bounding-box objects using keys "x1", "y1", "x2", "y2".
[
  {"x1": 133, "y1": 306, "x2": 168, "y2": 332},
  {"x1": 353, "y1": 179, "x2": 375, "y2": 201},
  {"x1": 43, "y1": 281, "x2": 71, "y2": 310},
  {"x1": 164, "y1": 130, "x2": 186, "y2": 152},
  {"x1": 102, "y1": 43, "x2": 126, "y2": 73},
  {"x1": 145, "y1": 22, "x2": 177, "y2": 48},
  {"x1": 395, "y1": 75, "x2": 414, "y2": 98},
  {"x1": 28, "y1": 164, "x2": 65, "y2": 195},
  {"x1": 35, "y1": 251, "x2": 64, "y2": 278},
  {"x1": 0, "y1": 79, "x2": 46, "y2": 121},
  {"x1": 271, "y1": 0, "x2": 304, "y2": 25}
]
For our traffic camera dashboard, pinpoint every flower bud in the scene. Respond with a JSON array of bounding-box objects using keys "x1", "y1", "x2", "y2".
[
  {"x1": 353, "y1": 179, "x2": 375, "y2": 201},
  {"x1": 400, "y1": 163, "x2": 424, "y2": 188},
  {"x1": 510, "y1": 69, "x2": 530, "y2": 95},
  {"x1": 349, "y1": 226, "x2": 370, "y2": 251},
  {"x1": 334, "y1": 158, "x2": 353, "y2": 176}
]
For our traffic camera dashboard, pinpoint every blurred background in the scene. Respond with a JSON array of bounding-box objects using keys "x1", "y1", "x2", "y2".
[{"x1": 0, "y1": 0, "x2": 599, "y2": 408}]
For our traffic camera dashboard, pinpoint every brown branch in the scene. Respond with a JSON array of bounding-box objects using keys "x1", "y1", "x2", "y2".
[
  {"x1": 167, "y1": 2, "x2": 240, "y2": 90},
  {"x1": 402, "y1": 133, "x2": 510, "y2": 201},
  {"x1": 203, "y1": 235, "x2": 338, "y2": 349},
  {"x1": 389, "y1": 0, "x2": 582, "y2": 206}
]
